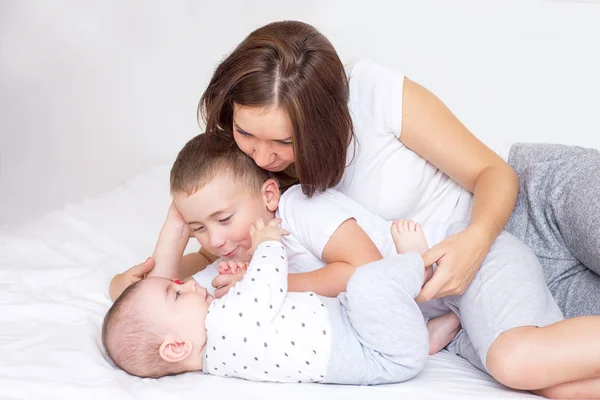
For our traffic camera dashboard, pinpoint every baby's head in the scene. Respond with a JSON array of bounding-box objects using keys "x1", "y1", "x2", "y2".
[
  {"x1": 170, "y1": 134, "x2": 281, "y2": 263},
  {"x1": 102, "y1": 277, "x2": 213, "y2": 378}
]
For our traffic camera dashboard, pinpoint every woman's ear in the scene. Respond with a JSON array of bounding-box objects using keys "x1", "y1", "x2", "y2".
[
  {"x1": 261, "y1": 178, "x2": 281, "y2": 212},
  {"x1": 158, "y1": 339, "x2": 193, "y2": 363}
]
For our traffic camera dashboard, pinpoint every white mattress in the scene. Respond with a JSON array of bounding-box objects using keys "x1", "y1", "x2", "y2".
[{"x1": 0, "y1": 164, "x2": 540, "y2": 400}]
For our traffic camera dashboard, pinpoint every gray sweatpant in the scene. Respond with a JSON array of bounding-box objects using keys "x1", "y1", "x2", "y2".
[
  {"x1": 506, "y1": 143, "x2": 600, "y2": 318},
  {"x1": 322, "y1": 253, "x2": 429, "y2": 385},
  {"x1": 444, "y1": 223, "x2": 564, "y2": 372}
]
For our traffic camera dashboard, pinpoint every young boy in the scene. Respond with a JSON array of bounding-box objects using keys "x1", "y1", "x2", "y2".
[{"x1": 107, "y1": 134, "x2": 600, "y2": 398}]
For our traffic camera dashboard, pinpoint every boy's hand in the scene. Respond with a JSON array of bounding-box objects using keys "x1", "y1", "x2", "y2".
[
  {"x1": 109, "y1": 258, "x2": 154, "y2": 301},
  {"x1": 249, "y1": 218, "x2": 289, "y2": 255},
  {"x1": 217, "y1": 260, "x2": 249, "y2": 275},
  {"x1": 212, "y1": 271, "x2": 246, "y2": 298}
]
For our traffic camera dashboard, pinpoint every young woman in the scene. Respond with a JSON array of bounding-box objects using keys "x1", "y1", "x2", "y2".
[{"x1": 195, "y1": 20, "x2": 600, "y2": 317}]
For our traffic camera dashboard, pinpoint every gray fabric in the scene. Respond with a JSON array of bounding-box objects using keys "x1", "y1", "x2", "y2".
[
  {"x1": 322, "y1": 253, "x2": 429, "y2": 385},
  {"x1": 506, "y1": 143, "x2": 600, "y2": 318},
  {"x1": 444, "y1": 223, "x2": 564, "y2": 373}
]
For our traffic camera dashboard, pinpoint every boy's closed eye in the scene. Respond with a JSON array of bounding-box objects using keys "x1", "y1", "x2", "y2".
[{"x1": 219, "y1": 215, "x2": 233, "y2": 224}]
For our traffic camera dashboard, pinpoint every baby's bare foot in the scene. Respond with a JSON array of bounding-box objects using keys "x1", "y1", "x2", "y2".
[
  {"x1": 427, "y1": 312, "x2": 461, "y2": 355},
  {"x1": 391, "y1": 220, "x2": 429, "y2": 255}
]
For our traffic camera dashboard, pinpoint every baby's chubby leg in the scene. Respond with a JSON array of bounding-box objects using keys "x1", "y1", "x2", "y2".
[
  {"x1": 391, "y1": 220, "x2": 433, "y2": 283},
  {"x1": 391, "y1": 220, "x2": 456, "y2": 354}
]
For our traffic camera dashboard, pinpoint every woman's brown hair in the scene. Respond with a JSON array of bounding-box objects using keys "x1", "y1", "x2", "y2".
[{"x1": 198, "y1": 20, "x2": 354, "y2": 197}]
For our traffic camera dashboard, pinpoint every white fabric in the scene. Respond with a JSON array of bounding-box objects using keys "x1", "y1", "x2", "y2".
[
  {"x1": 203, "y1": 241, "x2": 331, "y2": 383},
  {"x1": 277, "y1": 185, "x2": 449, "y2": 274},
  {"x1": 276, "y1": 185, "x2": 451, "y2": 320},
  {"x1": 0, "y1": 164, "x2": 540, "y2": 399},
  {"x1": 336, "y1": 59, "x2": 473, "y2": 225}
]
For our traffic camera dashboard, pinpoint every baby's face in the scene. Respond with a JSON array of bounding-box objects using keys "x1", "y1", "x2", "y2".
[
  {"x1": 174, "y1": 174, "x2": 275, "y2": 262},
  {"x1": 136, "y1": 277, "x2": 214, "y2": 348}
]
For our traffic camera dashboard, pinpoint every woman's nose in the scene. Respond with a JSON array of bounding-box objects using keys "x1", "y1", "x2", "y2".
[{"x1": 253, "y1": 144, "x2": 273, "y2": 168}]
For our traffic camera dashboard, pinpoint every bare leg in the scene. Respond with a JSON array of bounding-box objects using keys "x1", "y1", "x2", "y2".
[
  {"x1": 486, "y1": 317, "x2": 600, "y2": 395},
  {"x1": 533, "y1": 377, "x2": 600, "y2": 399},
  {"x1": 426, "y1": 312, "x2": 461, "y2": 355}
]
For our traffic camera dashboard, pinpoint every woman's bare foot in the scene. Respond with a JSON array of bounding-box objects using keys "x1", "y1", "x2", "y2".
[
  {"x1": 427, "y1": 312, "x2": 461, "y2": 355},
  {"x1": 391, "y1": 220, "x2": 429, "y2": 255}
]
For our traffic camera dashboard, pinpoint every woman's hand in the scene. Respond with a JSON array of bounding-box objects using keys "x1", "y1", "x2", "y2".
[
  {"x1": 109, "y1": 258, "x2": 155, "y2": 301},
  {"x1": 416, "y1": 227, "x2": 492, "y2": 302}
]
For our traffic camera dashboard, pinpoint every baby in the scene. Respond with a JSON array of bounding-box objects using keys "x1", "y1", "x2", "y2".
[
  {"x1": 102, "y1": 134, "x2": 460, "y2": 383},
  {"x1": 103, "y1": 216, "x2": 436, "y2": 383}
]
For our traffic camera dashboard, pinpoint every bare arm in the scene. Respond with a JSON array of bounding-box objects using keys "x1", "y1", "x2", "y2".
[
  {"x1": 401, "y1": 78, "x2": 519, "y2": 299},
  {"x1": 289, "y1": 218, "x2": 383, "y2": 297},
  {"x1": 210, "y1": 219, "x2": 383, "y2": 299},
  {"x1": 146, "y1": 203, "x2": 190, "y2": 279},
  {"x1": 401, "y1": 78, "x2": 518, "y2": 245},
  {"x1": 178, "y1": 247, "x2": 217, "y2": 279}
]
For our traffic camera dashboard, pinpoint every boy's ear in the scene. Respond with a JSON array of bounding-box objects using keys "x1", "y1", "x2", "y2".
[
  {"x1": 159, "y1": 338, "x2": 193, "y2": 363},
  {"x1": 261, "y1": 178, "x2": 281, "y2": 212}
]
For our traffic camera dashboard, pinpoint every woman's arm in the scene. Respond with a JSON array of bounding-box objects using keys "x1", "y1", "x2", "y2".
[{"x1": 400, "y1": 78, "x2": 519, "y2": 300}]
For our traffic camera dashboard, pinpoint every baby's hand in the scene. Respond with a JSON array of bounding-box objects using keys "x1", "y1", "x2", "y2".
[
  {"x1": 217, "y1": 260, "x2": 249, "y2": 275},
  {"x1": 212, "y1": 271, "x2": 247, "y2": 298},
  {"x1": 249, "y1": 218, "x2": 289, "y2": 255}
]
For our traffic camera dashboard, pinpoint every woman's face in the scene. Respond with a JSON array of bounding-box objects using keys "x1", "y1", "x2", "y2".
[{"x1": 232, "y1": 104, "x2": 295, "y2": 172}]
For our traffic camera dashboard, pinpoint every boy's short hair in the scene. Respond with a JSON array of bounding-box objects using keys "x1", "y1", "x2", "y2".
[
  {"x1": 170, "y1": 133, "x2": 272, "y2": 196},
  {"x1": 102, "y1": 281, "x2": 184, "y2": 378}
]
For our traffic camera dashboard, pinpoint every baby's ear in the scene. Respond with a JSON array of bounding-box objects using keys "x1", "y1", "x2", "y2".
[
  {"x1": 159, "y1": 339, "x2": 192, "y2": 363},
  {"x1": 262, "y1": 178, "x2": 281, "y2": 212}
]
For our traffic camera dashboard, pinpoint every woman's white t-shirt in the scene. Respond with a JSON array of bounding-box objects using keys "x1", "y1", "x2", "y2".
[{"x1": 335, "y1": 60, "x2": 475, "y2": 225}]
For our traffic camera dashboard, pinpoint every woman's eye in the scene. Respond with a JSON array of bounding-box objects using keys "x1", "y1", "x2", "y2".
[
  {"x1": 219, "y1": 216, "x2": 232, "y2": 223},
  {"x1": 277, "y1": 140, "x2": 293, "y2": 146},
  {"x1": 236, "y1": 128, "x2": 251, "y2": 137},
  {"x1": 192, "y1": 226, "x2": 204, "y2": 232},
  {"x1": 175, "y1": 291, "x2": 180, "y2": 300}
]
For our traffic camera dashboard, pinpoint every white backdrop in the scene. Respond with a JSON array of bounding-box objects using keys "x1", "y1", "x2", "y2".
[{"x1": 1, "y1": 0, "x2": 600, "y2": 226}]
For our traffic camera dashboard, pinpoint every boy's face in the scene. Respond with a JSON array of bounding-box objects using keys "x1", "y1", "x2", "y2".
[
  {"x1": 138, "y1": 277, "x2": 212, "y2": 348},
  {"x1": 173, "y1": 174, "x2": 277, "y2": 262}
]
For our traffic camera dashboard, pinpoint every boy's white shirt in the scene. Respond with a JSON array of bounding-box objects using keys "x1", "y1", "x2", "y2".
[{"x1": 276, "y1": 185, "x2": 449, "y2": 274}]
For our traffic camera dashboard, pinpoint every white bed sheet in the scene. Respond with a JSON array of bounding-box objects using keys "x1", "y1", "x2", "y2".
[{"x1": 0, "y1": 164, "x2": 540, "y2": 400}]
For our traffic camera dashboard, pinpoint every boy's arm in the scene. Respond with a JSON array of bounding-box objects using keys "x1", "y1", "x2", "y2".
[
  {"x1": 178, "y1": 249, "x2": 215, "y2": 279},
  {"x1": 289, "y1": 218, "x2": 383, "y2": 297},
  {"x1": 146, "y1": 202, "x2": 190, "y2": 279}
]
